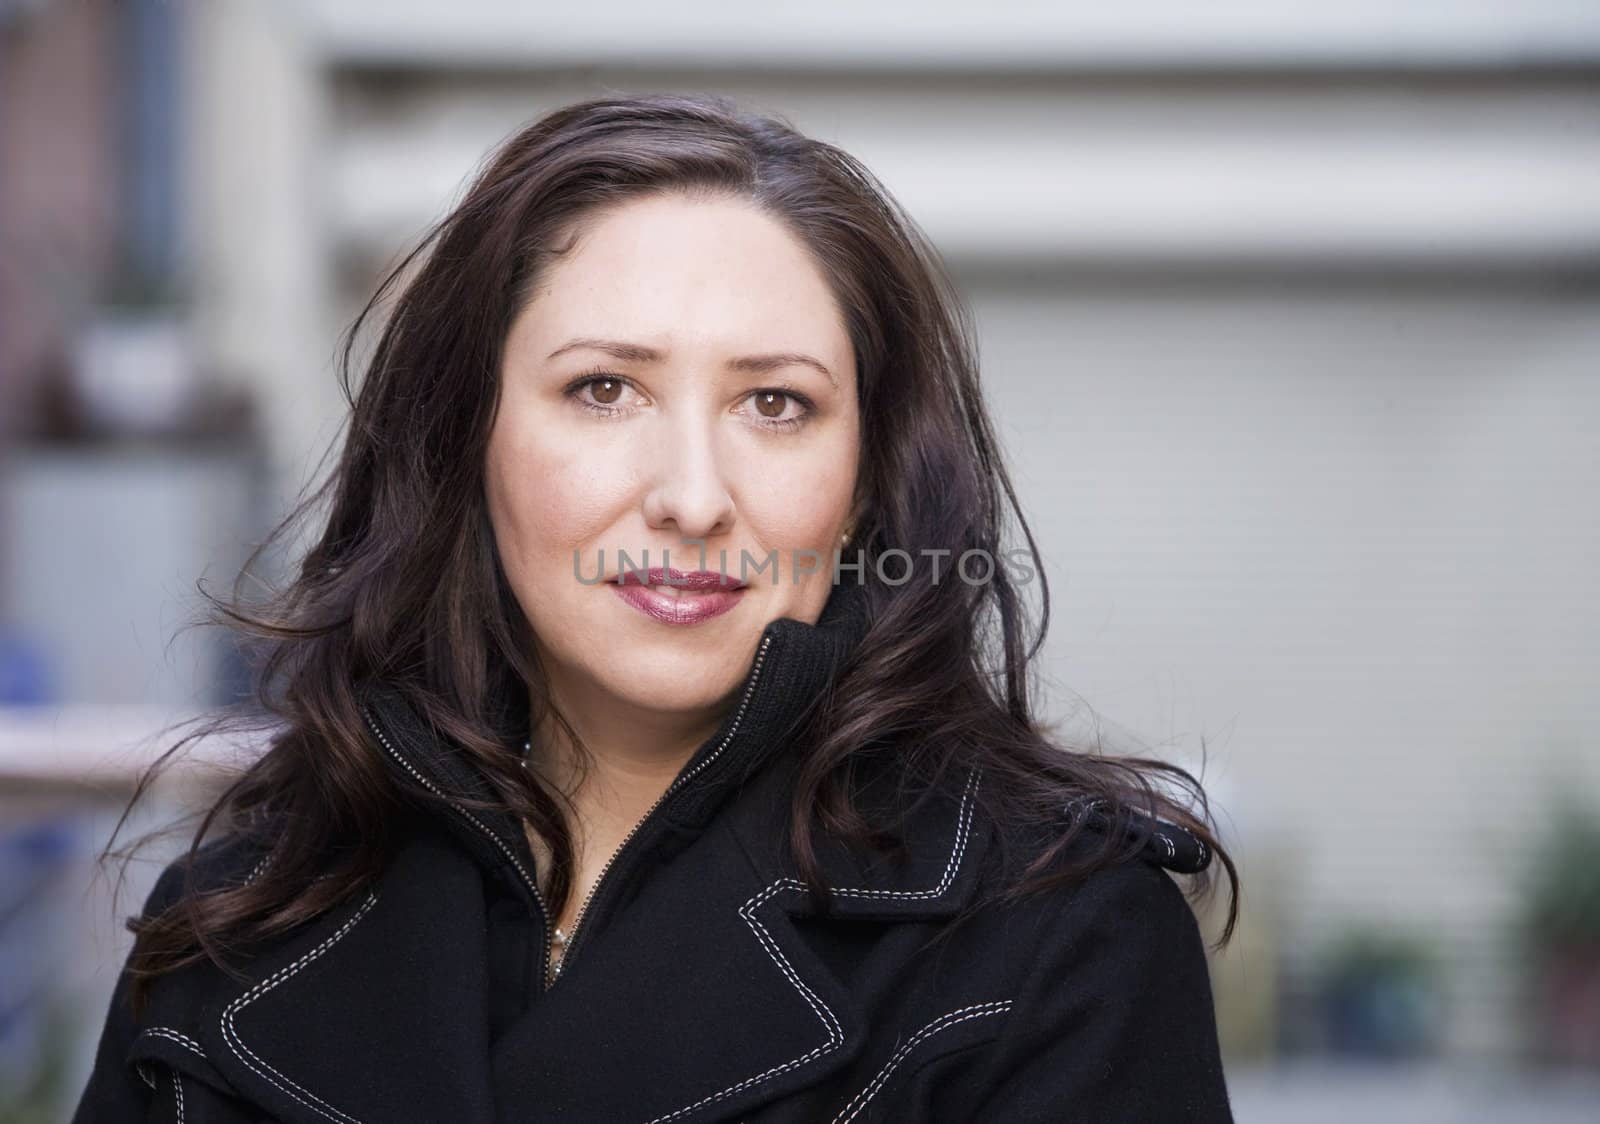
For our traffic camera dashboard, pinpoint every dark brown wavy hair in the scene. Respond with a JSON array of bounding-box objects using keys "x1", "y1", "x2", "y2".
[{"x1": 105, "y1": 92, "x2": 1238, "y2": 1013}]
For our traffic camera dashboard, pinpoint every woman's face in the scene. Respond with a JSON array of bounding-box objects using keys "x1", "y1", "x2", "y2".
[{"x1": 486, "y1": 192, "x2": 861, "y2": 723}]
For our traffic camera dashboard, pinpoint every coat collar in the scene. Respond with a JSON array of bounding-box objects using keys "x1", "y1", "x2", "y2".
[{"x1": 354, "y1": 575, "x2": 877, "y2": 893}]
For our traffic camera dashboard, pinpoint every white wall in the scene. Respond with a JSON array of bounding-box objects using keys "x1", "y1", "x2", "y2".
[{"x1": 973, "y1": 279, "x2": 1600, "y2": 1054}]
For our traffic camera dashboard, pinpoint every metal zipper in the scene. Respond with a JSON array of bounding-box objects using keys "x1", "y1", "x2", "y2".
[
  {"x1": 360, "y1": 704, "x2": 555, "y2": 990},
  {"x1": 547, "y1": 631, "x2": 775, "y2": 987}
]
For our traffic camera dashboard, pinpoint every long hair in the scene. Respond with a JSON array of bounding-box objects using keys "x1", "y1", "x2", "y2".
[{"x1": 106, "y1": 92, "x2": 1239, "y2": 1012}]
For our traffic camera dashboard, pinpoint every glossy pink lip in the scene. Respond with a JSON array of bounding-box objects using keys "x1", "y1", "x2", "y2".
[
  {"x1": 615, "y1": 566, "x2": 747, "y2": 591},
  {"x1": 611, "y1": 566, "x2": 746, "y2": 625}
]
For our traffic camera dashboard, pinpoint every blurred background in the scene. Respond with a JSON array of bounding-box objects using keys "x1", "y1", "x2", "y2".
[{"x1": 3, "y1": 1, "x2": 1599, "y2": 1120}]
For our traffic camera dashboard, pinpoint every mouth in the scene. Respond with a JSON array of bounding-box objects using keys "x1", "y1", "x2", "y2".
[
  {"x1": 610, "y1": 566, "x2": 747, "y2": 626},
  {"x1": 613, "y1": 566, "x2": 748, "y2": 593}
]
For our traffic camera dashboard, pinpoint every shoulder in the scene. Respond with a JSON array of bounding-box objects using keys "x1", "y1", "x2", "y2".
[
  {"x1": 1032, "y1": 845, "x2": 1206, "y2": 971},
  {"x1": 137, "y1": 830, "x2": 276, "y2": 923},
  {"x1": 982, "y1": 817, "x2": 1209, "y2": 961},
  {"x1": 151, "y1": 832, "x2": 275, "y2": 901},
  {"x1": 70, "y1": 831, "x2": 279, "y2": 1121},
  {"x1": 954, "y1": 809, "x2": 1233, "y2": 1119},
  {"x1": 967, "y1": 794, "x2": 1220, "y2": 1003}
]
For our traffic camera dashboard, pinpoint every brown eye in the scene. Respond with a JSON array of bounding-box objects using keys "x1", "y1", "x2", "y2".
[
  {"x1": 590, "y1": 378, "x2": 623, "y2": 405},
  {"x1": 754, "y1": 391, "x2": 787, "y2": 418}
]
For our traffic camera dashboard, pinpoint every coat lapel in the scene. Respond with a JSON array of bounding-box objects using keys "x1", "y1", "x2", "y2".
[
  {"x1": 196, "y1": 832, "x2": 501, "y2": 1124},
  {"x1": 488, "y1": 760, "x2": 992, "y2": 1124},
  {"x1": 186, "y1": 758, "x2": 991, "y2": 1124},
  {"x1": 488, "y1": 813, "x2": 869, "y2": 1123},
  {"x1": 756, "y1": 761, "x2": 992, "y2": 924}
]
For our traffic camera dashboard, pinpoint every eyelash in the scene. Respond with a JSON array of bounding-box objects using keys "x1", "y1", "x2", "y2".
[{"x1": 562, "y1": 368, "x2": 817, "y2": 432}]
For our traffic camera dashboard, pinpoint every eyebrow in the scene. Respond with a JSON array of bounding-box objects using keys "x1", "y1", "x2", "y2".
[{"x1": 546, "y1": 337, "x2": 837, "y2": 388}]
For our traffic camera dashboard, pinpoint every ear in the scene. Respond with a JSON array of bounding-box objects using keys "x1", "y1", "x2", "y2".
[{"x1": 843, "y1": 488, "x2": 870, "y2": 539}]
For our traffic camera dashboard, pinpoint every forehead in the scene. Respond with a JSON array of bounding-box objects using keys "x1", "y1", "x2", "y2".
[{"x1": 512, "y1": 194, "x2": 854, "y2": 372}]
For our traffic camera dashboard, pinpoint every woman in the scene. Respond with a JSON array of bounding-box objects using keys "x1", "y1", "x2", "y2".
[{"x1": 73, "y1": 93, "x2": 1238, "y2": 1122}]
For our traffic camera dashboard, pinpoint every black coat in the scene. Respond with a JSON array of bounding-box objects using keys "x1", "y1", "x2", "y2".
[{"x1": 71, "y1": 582, "x2": 1234, "y2": 1122}]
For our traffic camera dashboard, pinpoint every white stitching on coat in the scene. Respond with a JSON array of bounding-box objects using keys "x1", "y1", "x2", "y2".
[
  {"x1": 828, "y1": 1000, "x2": 1013, "y2": 1123},
  {"x1": 361, "y1": 707, "x2": 542, "y2": 897},
  {"x1": 1174, "y1": 822, "x2": 1209, "y2": 868},
  {"x1": 642, "y1": 764, "x2": 984, "y2": 1124},
  {"x1": 243, "y1": 850, "x2": 274, "y2": 886},
  {"x1": 220, "y1": 891, "x2": 379, "y2": 1124},
  {"x1": 1062, "y1": 799, "x2": 1210, "y2": 870},
  {"x1": 171, "y1": 1069, "x2": 186, "y2": 1123},
  {"x1": 139, "y1": 1026, "x2": 207, "y2": 1060}
]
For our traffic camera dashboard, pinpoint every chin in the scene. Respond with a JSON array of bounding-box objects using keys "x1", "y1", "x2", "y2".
[{"x1": 597, "y1": 657, "x2": 744, "y2": 716}]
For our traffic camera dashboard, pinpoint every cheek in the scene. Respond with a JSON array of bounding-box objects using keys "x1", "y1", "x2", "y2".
[
  {"x1": 487, "y1": 423, "x2": 631, "y2": 566},
  {"x1": 738, "y1": 443, "x2": 858, "y2": 546}
]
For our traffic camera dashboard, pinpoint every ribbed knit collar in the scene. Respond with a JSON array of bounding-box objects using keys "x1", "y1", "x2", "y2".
[{"x1": 358, "y1": 578, "x2": 873, "y2": 879}]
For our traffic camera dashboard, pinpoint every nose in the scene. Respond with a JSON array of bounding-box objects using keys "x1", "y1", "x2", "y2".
[{"x1": 640, "y1": 421, "x2": 737, "y2": 543}]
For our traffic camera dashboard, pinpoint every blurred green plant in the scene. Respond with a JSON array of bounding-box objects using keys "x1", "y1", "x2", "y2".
[
  {"x1": 96, "y1": 273, "x2": 188, "y2": 313},
  {"x1": 0, "y1": 997, "x2": 76, "y2": 1124},
  {"x1": 1315, "y1": 924, "x2": 1445, "y2": 1059},
  {"x1": 1515, "y1": 797, "x2": 1600, "y2": 949},
  {"x1": 1512, "y1": 794, "x2": 1600, "y2": 1066},
  {"x1": 94, "y1": 249, "x2": 190, "y2": 313}
]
